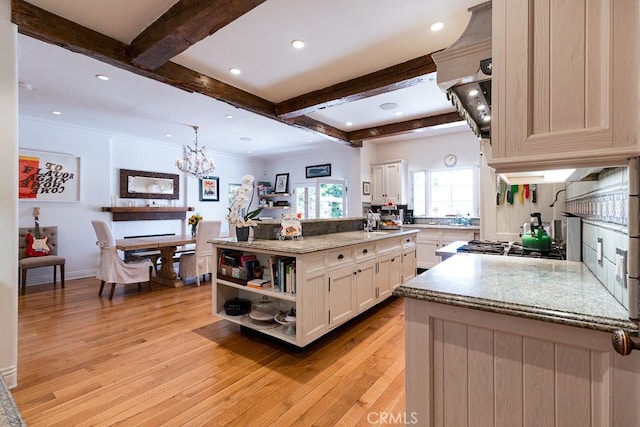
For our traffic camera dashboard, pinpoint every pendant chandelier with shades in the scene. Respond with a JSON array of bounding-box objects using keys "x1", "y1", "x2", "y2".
[{"x1": 175, "y1": 126, "x2": 215, "y2": 179}]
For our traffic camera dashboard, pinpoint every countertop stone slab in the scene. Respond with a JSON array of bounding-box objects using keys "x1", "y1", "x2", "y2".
[
  {"x1": 209, "y1": 229, "x2": 418, "y2": 254},
  {"x1": 0, "y1": 376, "x2": 25, "y2": 427},
  {"x1": 393, "y1": 253, "x2": 639, "y2": 334},
  {"x1": 403, "y1": 224, "x2": 480, "y2": 231}
]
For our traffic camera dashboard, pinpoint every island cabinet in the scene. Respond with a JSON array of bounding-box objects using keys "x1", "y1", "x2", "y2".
[
  {"x1": 211, "y1": 231, "x2": 417, "y2": 347},
  {"x1": 404, "y1": 300, "x2": 640, "y2": 426},
  {"x1": 490, "y1": 0, "x2": 640, "y2": 172}
]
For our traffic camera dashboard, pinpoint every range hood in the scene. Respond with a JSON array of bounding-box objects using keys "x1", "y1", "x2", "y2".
[{"x1": 432, "y1": 1, "x2": 492, "y2": 139}]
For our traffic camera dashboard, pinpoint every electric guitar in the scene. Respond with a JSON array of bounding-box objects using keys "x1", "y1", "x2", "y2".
[{"x1": 26, "y1": 207, "x2": 50, "y2": 257}]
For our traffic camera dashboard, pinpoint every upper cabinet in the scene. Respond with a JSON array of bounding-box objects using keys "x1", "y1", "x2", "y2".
[
  {"x1": 489, "y1": 0, "x2": 640, "y2": 172},
  {"x1": 371, "y1": 160, "x2": 407, "y2": 205}
]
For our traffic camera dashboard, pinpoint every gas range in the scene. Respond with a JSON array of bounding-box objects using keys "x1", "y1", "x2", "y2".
[{"x1": 457, "y1": 240, "x2": 566, "y2": 260}]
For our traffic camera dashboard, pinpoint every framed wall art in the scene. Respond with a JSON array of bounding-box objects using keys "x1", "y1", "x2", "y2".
[
  {"x1": 199, "y1": 176, "x2": 220, "y2": 201},
  {"x1": 18, "y1": 149, "x2": 80, "y2": 202},
  {"x1": 305, "y1": 163, "x2": 331, "y2": 178},
  {"x1": 274, "y1": 173, "x2": 289, "y2": 193},
  {"x1": 362, "y1": 181, "x2": 371, "y2": 195}
]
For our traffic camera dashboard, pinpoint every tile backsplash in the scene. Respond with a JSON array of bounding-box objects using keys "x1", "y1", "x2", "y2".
[{"x1": 565, "y1": 167, "x2": 632, "y2": 312}]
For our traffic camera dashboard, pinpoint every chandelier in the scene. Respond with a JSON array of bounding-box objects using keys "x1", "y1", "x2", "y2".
[{"x1": 175, "y1": 126, "x2": 215, "y2": 179}]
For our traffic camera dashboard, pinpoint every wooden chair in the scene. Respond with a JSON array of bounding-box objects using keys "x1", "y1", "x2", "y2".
[
  {"x1": 178, "y1": 221, "x2": 221, "y2": 286},
  {"x1": 91, "y1": 220, "x2": 154, "y2": 300},
  {"x1": 18, "y1": 226, "x2": 65, "y2": 295}
]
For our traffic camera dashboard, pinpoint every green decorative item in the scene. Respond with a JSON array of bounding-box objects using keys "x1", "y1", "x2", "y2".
[{"x1": 522, "y1": 212, "x2": 551, "y2": 251}]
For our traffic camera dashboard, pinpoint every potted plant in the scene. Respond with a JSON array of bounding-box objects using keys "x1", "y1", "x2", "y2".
[{"x1": 226, "y1": 175, "x2": 263, "y2": 241}]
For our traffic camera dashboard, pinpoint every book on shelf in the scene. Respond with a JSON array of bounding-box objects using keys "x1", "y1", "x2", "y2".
[{"x1": 269, "y1": 255, "x2": 296, "y2": 294}]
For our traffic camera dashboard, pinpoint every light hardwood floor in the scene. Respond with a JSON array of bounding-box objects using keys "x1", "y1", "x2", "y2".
[{"x1": 13, "y1": 277, "x2": 407, "y2": 426}]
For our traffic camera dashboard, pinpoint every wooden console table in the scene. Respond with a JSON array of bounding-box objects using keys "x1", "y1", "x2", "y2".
[{"x1": 102, "y1": 207, "x2": 194, "y2": 221}]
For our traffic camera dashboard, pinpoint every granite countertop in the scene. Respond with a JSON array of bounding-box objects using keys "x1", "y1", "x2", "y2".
[
  {"x1": 0, "y1": 376, "x2": 25, "y2": 427},
  {"x1": 209, "y1": 229, "x2": 418, "y2": 254},
  {"x1": 404, "y1": 224, "x2": 480, "y2": 231},
  {"x1": 393, "y1": 253, "x2": 639, "y2": 334}
]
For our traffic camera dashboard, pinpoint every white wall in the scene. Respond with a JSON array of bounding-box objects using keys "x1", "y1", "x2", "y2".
[
  {"x1": 262, "y1": 143, "x2": 361, "y2": 218},
  {"x1": 18, "y1": 118, "x2": 266, "y2": 286},
  {"x1": 0, "y1": 0, "x2": 18, "y2": 387}
]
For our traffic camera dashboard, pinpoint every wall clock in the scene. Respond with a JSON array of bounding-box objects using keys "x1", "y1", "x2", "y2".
[{"x1": 444, "y1": 154, "x2": 457, "y2": 167}]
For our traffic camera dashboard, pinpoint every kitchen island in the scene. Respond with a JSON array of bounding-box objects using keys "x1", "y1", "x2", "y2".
[
  {"x1": 394, "y1": 253, "x2": 640, "y2": 426},
  {"x1": 209, "y1": 229, "x2": 418, "y2": 347}
]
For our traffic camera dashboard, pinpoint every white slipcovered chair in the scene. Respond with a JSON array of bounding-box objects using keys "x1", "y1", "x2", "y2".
[
  {"x1": 91, "y1": 220, "x2": 154, "y2": 300},
  {"x1": 179, "y1": 220, "x2": 221, "y2": 286}
]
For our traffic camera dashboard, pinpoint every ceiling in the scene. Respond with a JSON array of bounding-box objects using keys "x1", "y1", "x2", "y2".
[{"x1": 14, "y1": 0, "x2": 480, "y2": 160}]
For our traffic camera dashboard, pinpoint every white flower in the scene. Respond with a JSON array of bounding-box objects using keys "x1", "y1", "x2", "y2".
[{"x1": 226, "y1": 174, "x2": 263, "y2": 228}]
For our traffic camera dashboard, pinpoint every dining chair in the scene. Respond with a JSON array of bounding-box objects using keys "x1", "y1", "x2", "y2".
[
  {"x1": 18, "y1": 226, "x2": 65, "y2": 295},
  {"x1": 178, "y1": 220, "x2": 221, "y2": 286},
  {"x1": 91, "y1": 220, "x2": 154, "y2": 300}
]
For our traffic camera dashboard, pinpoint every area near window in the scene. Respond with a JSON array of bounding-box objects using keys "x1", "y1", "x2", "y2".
[
  {"x1": 411, "y1": 167, "x2": 478, "y2": 217},
  {"x1": 295, "y1": 179, "x2": 347, "y2": 219}
]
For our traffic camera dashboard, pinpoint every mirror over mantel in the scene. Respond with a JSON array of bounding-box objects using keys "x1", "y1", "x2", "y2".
[{"x1": 119, "y1": 169, "x2": 179, "y2": 200}]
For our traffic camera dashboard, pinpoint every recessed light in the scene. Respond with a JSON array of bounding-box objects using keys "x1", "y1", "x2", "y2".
[
  {"x1": 430, "y1": 22, "x2": 444, "y2": 32},
  {"x1": 468, "y1": 89, "x2": 479, "y2": 97},
  {"x1": 95, "y1": 74, "x2": 109, "y2": 81},
  {"x1": 395, "y1": 111, "x2": 403, "y2": 116},
  {"x1": 51, "y1": 110, "x2": 61, "y2": 115},
  {"x1": 225, "y1": 115, "x2": 233, "y2": 119},
  {"x1": 379, "y1": 102, "x2": 398, "y2": 110},
  {"x1": 291, "y1": 39, "x2": 305, "y2": 49},
  {"x1": 247, "y1": 150, "x2": 252, "y2": 154},
  {"x1": 229, "y1": 67, "x2": 242, "y2": 75},
  {"x1": 307, "y1": 139, "x2": 313, "y2": 143},
  {"x1": 165, "y1": 134, "x2": 172, "y2": 138},
  {"x1": 346, "y1": 121, "x2": 353, "y2": 127},
  {"x1": 414, "y1": 129, "x2": 425, "y2": 133}
]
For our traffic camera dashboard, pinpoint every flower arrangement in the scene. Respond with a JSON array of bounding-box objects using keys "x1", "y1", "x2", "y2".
[
  {"x1": 226, "y1": 175, "x2": 263, "y2": 228},
  {"x1": 188, "y1": 213, "x2": 203, "y2": 236}
]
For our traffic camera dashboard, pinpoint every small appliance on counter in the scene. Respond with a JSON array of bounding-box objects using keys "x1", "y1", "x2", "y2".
[
  {"x1": 379, "y1": 205, "x2": 402, "y2": 230},
  {"x1": 403, "y1": 209, "x2": 415, "y2": 224},
  {"x1": 521, "y1": 212, "x2": 551, "y2": 251}
]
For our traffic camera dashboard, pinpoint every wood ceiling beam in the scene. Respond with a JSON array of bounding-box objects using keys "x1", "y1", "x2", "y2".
[
  {"x1": 275, "y1": 54, "x2": 440, "y2": 120},
  {"x1": 347, "y1": 111, "x2": 462, "y2": 142},
  {"x1": 285, "y1": 116, "x2": 357, "y2": 147},
  {"x1": 11, "y1": 0, "x2": 353, "y2": 146},
  {"x1": 129, "y1": 0, "x2": 267, "y2": 70}
]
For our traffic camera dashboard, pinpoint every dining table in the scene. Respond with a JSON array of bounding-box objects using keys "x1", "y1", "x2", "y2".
[{"x1": 114, "y1": 234, "x2": 195, "y2": 287}]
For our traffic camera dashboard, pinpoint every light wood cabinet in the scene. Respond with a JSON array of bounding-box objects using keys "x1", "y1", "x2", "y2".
[
  {"x1": 212, "y1": 232, "x2": 418, "y2": 347},
  {"x1": 371, "y1": 160, "x2": 407, "y2": 204},
  {"x1": 489, "y1": 0, "x2": 640, "y2": 172},
  {"x1": 328, "y1": 264, "x2": 357, "y2": 326},
  {"x1": 414, "y1": 228, "x2": 476, "y2": 269},
  {"x1": 405, "y1": 298, "x2": 640, "y2": 426}
]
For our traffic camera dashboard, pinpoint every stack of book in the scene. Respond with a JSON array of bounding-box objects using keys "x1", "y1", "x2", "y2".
[{"x1": 269, "y1": 256, "x2": 296, "y2": 294}]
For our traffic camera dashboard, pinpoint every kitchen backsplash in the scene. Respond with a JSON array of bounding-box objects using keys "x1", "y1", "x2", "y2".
[{"x1": 565, "y1": 167, "x2": 631, "y2": 311}]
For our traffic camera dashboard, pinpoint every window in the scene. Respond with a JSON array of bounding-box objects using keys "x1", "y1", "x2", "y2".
[
  {"x1": 295, "y1": 179, "x2": 346, "y2": 219},
  {"x1": 412, "y1": 168, "x2": 477, "y2": 217}
]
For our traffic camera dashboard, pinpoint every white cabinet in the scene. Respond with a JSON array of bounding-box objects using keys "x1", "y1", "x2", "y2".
[
  {"x1": 402, "y1": 237, "x2": 417, "y2": 283},
  {"x1": 328, "y1": 264, "x2": 357, "y2": 326},
  {"x1": 212, "y1": 231, "x2": 418, "y2": 347},
  {"x1": 405, "y1": 298, "x2": 640, "y2": 426},
  {"x1": 371, "y1": 160, "x2": 407, "y2": 204},
  {"x1": 414, "y1": 228, "x2": 477, "y2": 269},
  {"x1": 489, "y1": 0, "x2": 640, "y2": 172}
]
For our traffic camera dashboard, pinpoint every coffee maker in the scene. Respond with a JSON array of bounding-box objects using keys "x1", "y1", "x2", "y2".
[{"x1": 404, "y1": 209, "x2": 415, "y2": 224}]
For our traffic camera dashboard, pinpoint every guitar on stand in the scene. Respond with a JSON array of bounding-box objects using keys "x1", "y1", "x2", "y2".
[{"x1": 26, "y1": 207, "x2": 50, "y2": 257}]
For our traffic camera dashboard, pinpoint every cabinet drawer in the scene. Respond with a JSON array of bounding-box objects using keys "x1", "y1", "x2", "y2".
[
  {"x1": 327, "y1": 248, "x2": 354, "y2": 268},
  {"x1": 402, "y1": 235, "x2": 416, "y2": 248},
  {"x1": 354, "y1": 243, "x2": 375, "y2": 262},
  {"x1": 377, "y1": 238, "x2": 402, "y2": 255}
]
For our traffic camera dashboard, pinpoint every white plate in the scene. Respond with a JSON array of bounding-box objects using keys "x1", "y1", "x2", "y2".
[{"x1": 248, "y1": 311, "x2": 276, "y2": 322}]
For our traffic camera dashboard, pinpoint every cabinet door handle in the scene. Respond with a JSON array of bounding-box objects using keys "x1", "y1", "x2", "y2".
[
  {"x1": 337, "y1": 254, "x2": 344, "y2": 259},
  {"x1": 362, "y1": 249, "x2": 368, "y2": 254}
]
